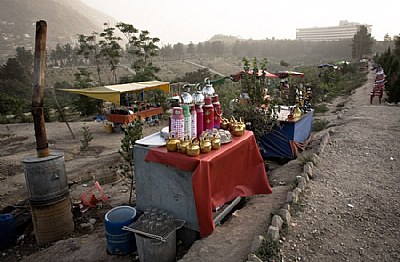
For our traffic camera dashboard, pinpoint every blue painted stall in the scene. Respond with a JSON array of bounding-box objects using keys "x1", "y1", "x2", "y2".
[{"x1": 258, "y1": 110, "x2": 313, "y2": 159}]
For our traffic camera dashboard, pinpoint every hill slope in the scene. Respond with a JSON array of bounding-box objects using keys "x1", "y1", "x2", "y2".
[{"x1": 0, "y1": 0, "x2": 117, "y2": 56}]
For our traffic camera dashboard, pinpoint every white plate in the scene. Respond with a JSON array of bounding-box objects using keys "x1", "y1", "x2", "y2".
[{"x1": 136, "y1": 132, "x2": 166, "y2": 147}]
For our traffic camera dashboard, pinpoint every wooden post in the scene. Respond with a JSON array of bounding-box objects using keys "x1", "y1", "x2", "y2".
[{"x1": 32, "y1": 20, "x2": 49, "y2": 158}]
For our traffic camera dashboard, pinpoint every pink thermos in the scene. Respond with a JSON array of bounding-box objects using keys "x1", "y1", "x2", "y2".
[{"x1": 170, "y1": 107, "x2": 184, "y2": 139}]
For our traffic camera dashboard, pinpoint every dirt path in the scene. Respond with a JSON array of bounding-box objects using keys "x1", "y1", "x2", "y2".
[{"x1": 279, "y1": 70, "x2": 400, "y2": 261}]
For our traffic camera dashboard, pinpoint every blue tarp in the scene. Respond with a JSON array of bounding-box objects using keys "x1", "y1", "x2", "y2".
[{"x1": 258, "y1": 111, "x2": 313, "y2": 159}]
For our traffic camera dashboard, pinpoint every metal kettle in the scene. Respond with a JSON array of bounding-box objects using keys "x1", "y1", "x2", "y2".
[
  {"x1": 192, "y1": 83, "x2": 205, "y2": 105},
  {"x1": 202, "y1": 78, "x2": 215, "y2": 97}
]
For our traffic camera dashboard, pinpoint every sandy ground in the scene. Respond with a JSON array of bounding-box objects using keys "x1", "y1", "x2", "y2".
[
  {"x1": 1, "y1": 69, "x2": 398, "y2": 262},
  {"x1": 0, "y1": 120, "x2": 163, "y2": 262},
  {"x1": 279, "y1": 70, "x2": 400, "y2": 261}
]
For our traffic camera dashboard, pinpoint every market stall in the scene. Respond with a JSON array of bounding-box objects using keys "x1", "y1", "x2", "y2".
[
  {"x1": 258, "y1": 109, "x2": 314, "y2": 159},
  {"x1": 134, "y1": 130, "x2": 272, "y2": 237},
  {"x1": 61, "y1": 80, "x2": 170, "y2": 125},
  {"x1": 106, "y1": 106, "x2": 164, "y2": 124}
]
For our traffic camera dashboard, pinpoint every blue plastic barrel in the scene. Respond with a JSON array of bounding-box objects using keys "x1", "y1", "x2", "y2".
[
  {"x1": 0, "y1": 213, "x2": 16, "y2": 249},
  {"x1": 104, "y1": 206, "x2": 137, "y2": 255}
]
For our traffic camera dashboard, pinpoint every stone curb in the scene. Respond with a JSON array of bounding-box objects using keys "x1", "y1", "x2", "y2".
[{"x1": 248, "y1": 131, "x2": 329, "y2": 260}]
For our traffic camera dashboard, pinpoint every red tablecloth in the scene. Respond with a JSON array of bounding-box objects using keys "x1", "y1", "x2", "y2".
[{"x1": 145, "y1": 130, "x2": 272, "y2": 237}]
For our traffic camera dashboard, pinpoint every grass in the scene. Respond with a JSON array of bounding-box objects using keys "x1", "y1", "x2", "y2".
[
  {"x1": 312, "y1": 119, "x2": 330, "y2": 132},
  {"x1": 313, "y1": 103, "x2": 329, "y2": 114}
]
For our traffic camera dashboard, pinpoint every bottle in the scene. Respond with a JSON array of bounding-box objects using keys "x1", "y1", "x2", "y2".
[
  {"x1": 170, "y1": 107, "x2": 184, "y2": 139},
  {"x1": 203, "y1": 97, "x2": 214, "y2": 130},
  {"x1": 182, "y1": 105, "x2": 191, "y2": 138},
  {"x1": 190, "y1": 105, "x2": 197, "y2": 139},
  {"x1": 212, "y1": 94, "x2": 221, "y2": 129},
  {"x1": 195, "y1": 104, "x2": 203, "y2": 136}
]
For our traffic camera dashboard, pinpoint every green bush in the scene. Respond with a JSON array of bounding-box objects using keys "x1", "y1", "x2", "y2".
[{"x1": 312, "y1": 119, "x2": 330, "y2": 132}]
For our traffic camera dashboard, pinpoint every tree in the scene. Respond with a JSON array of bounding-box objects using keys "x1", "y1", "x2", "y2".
[
  {"x1": 99, "y1": 23, "x2": 122, "y2": 84},
  {"x1": 72, "y1": 68, "x2": 102, "y2": 116},
  {"x1": 187, "y1": 42, "x2": 195, "y2": 58},
  {"x1": 173, "y1": 43, "x2": 185, "y2": 59},
  {"x1": 116, "y1": 23, "x2": 160, "y2": 81},
  {"x1": 15, "y1": 47, "x2": 33, "y2": 80},
  {"x1": 384, "y1": 33, "x2": 392, "y2": 42},
  {"x1": 77, "y1": 33, "x2": 103, "y2": 84},
  {"x1": 351, "y1": 25, "x2": 374, "y2": 61}
]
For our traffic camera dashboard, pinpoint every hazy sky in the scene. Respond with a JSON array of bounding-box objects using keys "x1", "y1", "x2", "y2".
[{"x1": 81, "y1": 0, "x2": 399, "y2": 45}]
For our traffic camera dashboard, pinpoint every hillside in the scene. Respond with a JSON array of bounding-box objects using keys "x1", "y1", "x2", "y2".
[{"x1": 0, "y1": 0, "x2": 117, "y2": 59}]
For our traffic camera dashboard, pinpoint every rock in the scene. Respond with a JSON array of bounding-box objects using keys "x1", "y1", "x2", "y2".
[
  {"x1": 250, "y1": 235, "x2": 265, "y2": 253},
  {"x1": 271, "y1": 215, "x2": 283, "y2": 230},
  {"x1": 292, "y1": 192, "x2": 299, "y2": 203},
  {"x1": 293, "y1": 187, "x2": 302, "y2": 196},
  {"x1": 284, "y1": 204, "x2": 291, "y2": 211},
  {"x1": 286, "y1": 191, "x2": 298, "y2": 203},
  {"x1": 280, "y1": 209, "x2": 291, "y2": 224},
  {"x1": 247, "y1": 253, "x2": 263, "y2": 262},
  {"x1": 267, "y1": 226, "x2": 280, "y2": 240},
  {"x1": 297, "y1": 180, "x2": 306, "y2": 190},
  {"x1": 301, "y1": 172, "x2": 310, "y2": 182},
  {"x1": 312, "y1": 153, "x2": 320, "y2": 166},
  {"x1": 304, "y1": 162, "x2": 313, "y2": 178}
]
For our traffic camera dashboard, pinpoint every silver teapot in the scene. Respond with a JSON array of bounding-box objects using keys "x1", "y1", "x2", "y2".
[
  {"x1": 202, "y1": 78, "x2": 215, "y2": 97},
  {"x1": 180, "y1": 84, "x2": 193, "y2": 104},
  {"x1": 192, "y1": 83, "x2": 204, "y2": 105}
]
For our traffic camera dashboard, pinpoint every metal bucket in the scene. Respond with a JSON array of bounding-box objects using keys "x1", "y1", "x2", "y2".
[
  {"x1": 23, "y1": 151, "x2": 69, "y2": 206},
  {"x1": 31, "y1": 196, "x2": 74, "y2": 245},
  {"x1": 135, "y1": 230, "x2": 176, "y2": 262}
]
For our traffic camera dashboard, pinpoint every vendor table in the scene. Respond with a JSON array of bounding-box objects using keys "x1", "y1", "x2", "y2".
[
  {"x1": 134, "y1": 131, "x2": 272, "y2": 237},
  {"x1": 258, "y1": 110, "x2": 313, "y2": 159},
  {"x1": 106, "y1": 107, "x2": 164, "y2": 124}
]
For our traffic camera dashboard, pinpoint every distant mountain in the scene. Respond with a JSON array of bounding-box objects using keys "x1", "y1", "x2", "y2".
[{"x1": 0, "y1": 0, "x2": 118, "y2": 58}]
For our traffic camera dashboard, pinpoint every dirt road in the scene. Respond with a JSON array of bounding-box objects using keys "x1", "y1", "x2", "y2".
[{"x1": 279, "y1": 70, "x2": 400, "y2": 261}]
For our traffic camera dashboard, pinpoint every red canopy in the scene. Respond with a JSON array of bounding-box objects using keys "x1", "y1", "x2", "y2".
[
  {"x1": 230, "y1": 70, "x2": 278, "y2": 81},
  {"x1": 274, "y1": 71, "x2": 304, "y2": 78}
]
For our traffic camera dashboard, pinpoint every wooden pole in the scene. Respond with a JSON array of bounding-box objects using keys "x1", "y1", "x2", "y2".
[{"x1": 32, "y1": 20, "x2": 49, "y2": 158}]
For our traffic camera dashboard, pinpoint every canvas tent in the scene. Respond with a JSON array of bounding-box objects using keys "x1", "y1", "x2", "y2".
[{"x1": 61, "y1": 80, "x2": 170, "y2": 105}]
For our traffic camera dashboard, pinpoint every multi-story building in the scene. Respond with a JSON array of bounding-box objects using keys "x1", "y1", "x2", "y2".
[{"x1": 296, "y1": 20, "x2": 372, "y2": 41}]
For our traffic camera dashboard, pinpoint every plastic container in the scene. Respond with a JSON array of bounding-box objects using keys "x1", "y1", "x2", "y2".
[
  {"x1": 0, "y1": 213, "x2": 16, "y2": 249},
  {"x1": 104, "y1": 206, "x2": 138, "y2": 255}
]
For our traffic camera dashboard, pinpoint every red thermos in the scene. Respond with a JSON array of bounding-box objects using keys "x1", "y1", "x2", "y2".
[
  {"x1": 195, "y1": 104, "x2": 203, "y2": 137},
  {"x1": 203, "y1": 97, "x2": 214, "y2": 130},
  {"x1": 212, "y1": 94, "x2": 221, "y2": 129}
]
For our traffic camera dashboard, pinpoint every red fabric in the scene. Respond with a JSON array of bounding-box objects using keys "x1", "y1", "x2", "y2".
[{"x1": 145, "y1": 131, "x2": 272, "y2": 237}]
